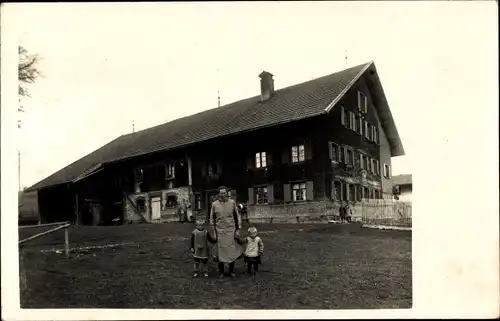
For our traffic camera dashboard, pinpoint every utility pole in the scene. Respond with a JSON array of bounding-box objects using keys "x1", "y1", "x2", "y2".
[
  {"x1": 18, "y1": 150, "x2": 21, "y2": 191},
  {"x1": 217, "y1": 69, "x2": 221, "y2": 107},
  {"x1": 132, "y1": 120, "x2": 135, "y2": 133},
  {"x1": 345, "y1": 50, "x2": 348, "y2": 67}
]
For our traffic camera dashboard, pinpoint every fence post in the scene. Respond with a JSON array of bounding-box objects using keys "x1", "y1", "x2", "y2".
[{"x1": 64, "y1": 228, "x2": 70, "y2": 257}]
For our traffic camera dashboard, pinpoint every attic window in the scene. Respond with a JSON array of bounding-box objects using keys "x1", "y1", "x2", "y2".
[{"x1": 358, "y1": 91, "x2": 368, "y2": 114}]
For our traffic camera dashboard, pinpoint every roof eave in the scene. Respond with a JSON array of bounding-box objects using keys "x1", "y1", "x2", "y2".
[
  {"x1": 364, "y1": 63, "x2": 406, "y2": 157},
  {"x1": 324, "y1": 61, "x2": 374, "y2": 113}
]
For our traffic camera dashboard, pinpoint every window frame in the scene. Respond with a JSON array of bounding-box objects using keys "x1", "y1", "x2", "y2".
[
  {"x1": 292, "y1": 182, "x2": 307, "y2": 202},
  {"x1": 330, "y1": 142, "x2": 340, "y2": 163},
  {"x1": 344, "y1": 147, "x2": 355, "y2": 166},
  {"x1": 255, "y1": 151, "x2": 267, "y2": 169},
  {"x1": 384, "y1": 163, "x2": 391, "y2": 179},
  {"x1": 254, "y1": 185, "x2": 269, "y2": 204},
  {"x1": 291, "y1": 144, "x2": 305, "y2": 163},
  {"x1": 358, "y1": 91, "x2": 368, "y2": 114}
]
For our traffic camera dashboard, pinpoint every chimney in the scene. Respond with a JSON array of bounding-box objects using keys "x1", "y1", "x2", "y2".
[{"x1": 259, "y1": 71, "x2": 274, "y2": 102}]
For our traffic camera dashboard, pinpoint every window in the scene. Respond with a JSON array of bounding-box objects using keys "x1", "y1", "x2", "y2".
[
  {"x1": 135, "y1": 168, "x2": 144, "y2": 183},
  {"x1": 364, "y1": 121, "x2": 370, "y2": 139},
  {"x1": 194, "y1": 193, "x2": 202, "y2": 210},
  {"x1": 359, "y1": 154, "x2": 365, "y2": 170},
  {"x1": 374, "y1": 189, "x2": 380, "y2": 199},
  {"x1": 363, "y1": 187, "x2": 369, "y2": 199},
  {"x1": 136, "y1": 198, "x2": 146, "y2": 212},
  {"x1": 334, "y1": 181, "x2": 342, "y2": 200},
  {"x1": 207, "y1": 162, "x2": 219, "y2": 176},
  {"x1": 384, "y1": 164, "x2": 391, "y2": 178},
  {"x1": 255, "y1": 152, "x2": 267, "y2": 168},
  {"x1": 345, "y1": 148, "x2": 354, "y2": 166},
  {"x1": 349, "y1": 112, "x2": 356, "y2": 131},
  {"x1": 330, "y1": 143, "x2": 340, "y2": 162},
  {"x1": 291, "y1": 145, "x2": 305, "y2": 163},
  {"x1": 367, "y1": 124, "x2": 374, "y2": 141},
  {"x1": 364, "y1": 156, "x2": 369, "y2": 171},
  {"x1": 358, "y1": 91, "x2": 368, "y2": 114},
  {"x1": 356, "y1": 185, "x2": 363, "y2": 201},
  {"x1": 348, "y1": 184, "x2": 356, "y2": 202},
  {"x1": 339, "y1": 147, "x2": 345, "y2": 164},
  {"x1": 255, "y1": 186, "x2": 268, "y2": 204},
  {"x1": 292, "y1": 183, "x2": 307, "y2": 201},
  {"x1": 355, "y1": 115, "x2": 362, "y2": 134},
  {"x1": 372, "y1": 126, "x2": 379, "y2": 144},
  {"x1": 166, "y1": 195, "x2": 178, "y2": 208},
  {"x1": 341, "y1": 106, "x2": 349, "y2": 127},
  {"x1": 166, "y1": 163, "x2": 175, "y2": 178},
  {"x1": 340, "y1": 182, "x2": 347, "y2": 201}
]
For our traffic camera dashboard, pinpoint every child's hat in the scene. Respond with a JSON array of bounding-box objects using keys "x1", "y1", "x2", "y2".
[{"x1": 248, "y1": 226, "x2": 258, "y2": 234}]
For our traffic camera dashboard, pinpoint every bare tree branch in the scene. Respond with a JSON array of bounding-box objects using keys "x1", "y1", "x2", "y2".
[{"x1": 18, "y1": 46, "x2": 41, "y2": 97}]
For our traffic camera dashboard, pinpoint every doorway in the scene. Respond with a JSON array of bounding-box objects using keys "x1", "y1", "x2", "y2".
[{"x1": 151, "y1": 197, "x2": 161, "y2": 221}]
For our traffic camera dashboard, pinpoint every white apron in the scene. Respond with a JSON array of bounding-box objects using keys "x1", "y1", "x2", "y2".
[{"x1": 211, "y1": 199, "x2": 243, "y2": 263}]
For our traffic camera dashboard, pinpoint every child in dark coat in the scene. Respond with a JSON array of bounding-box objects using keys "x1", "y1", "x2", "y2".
[{"x1": 190, "y1": 219, "x2": 217, "y2": 277}]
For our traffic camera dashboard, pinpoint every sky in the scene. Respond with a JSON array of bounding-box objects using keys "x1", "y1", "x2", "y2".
[{"x1": 8, "y1": 1, "x2": 497, "y2": 188}]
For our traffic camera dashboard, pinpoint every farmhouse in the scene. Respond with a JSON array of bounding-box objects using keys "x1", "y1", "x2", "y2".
[
  {"x1": 26, "y1": 61, "x2": 405, "y2": 225},
  {"x1": 392, "y1": 174, "x2": 413, "y2": 202}
]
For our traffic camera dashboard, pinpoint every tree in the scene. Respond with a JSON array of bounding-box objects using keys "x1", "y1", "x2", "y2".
[{"x1": 18, "y1": 45, "x2": 40, "y2": 98}]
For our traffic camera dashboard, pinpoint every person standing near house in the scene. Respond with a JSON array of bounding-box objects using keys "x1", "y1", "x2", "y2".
[
  {"x1": 339, "y1": 201, "x2": 352, "y2": 223},
  {"x1": 190, "y1": 218, "x2": 217, "y2": 277},
  {"x1": 211, "y1": 186, "x2": 244, "y2": 278}
]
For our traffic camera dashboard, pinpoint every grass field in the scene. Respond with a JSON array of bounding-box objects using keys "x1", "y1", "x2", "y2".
[{"x1": 19, "y1": 223, "x2": 412, "y2": 309}]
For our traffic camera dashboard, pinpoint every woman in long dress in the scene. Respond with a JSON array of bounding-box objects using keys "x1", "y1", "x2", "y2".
[{"x1": 211, "y1": 186, "x2": 243, "y2": 278}]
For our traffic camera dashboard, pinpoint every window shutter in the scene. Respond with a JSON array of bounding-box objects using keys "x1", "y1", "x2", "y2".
[
  {"x1": 267, "y1": 184, "x2": 274, "y2": 204},
  {"x1": 305, "y1": 141, "x2": 313, "y2": 160},
  {"x1": 201, "y1": 163, "x2": 207, "y2": 177},
  {"x1": 343, "y1": 147, "x2": 348, "y2": 163},
  {"x1": 365, "y1": 121, "x2": 369, "y2": 139},
  {"x1": 341, "y1": 106, "x2": 346, "y2": 126},
  {"x1": 328, "y1": 142, "x2": 334, "y2": 160},
  {"x1": 356, "y1": 185, "x2": 362, "y2": 201},
  {"x1": 247, "y1": 187, "x2": 254, "y2": 205},
  {"x1": 216, "y1": 161, "x2": 223, "y2": 175},
  {"x1": 246, "y1": 157, "x2": 253, "y2": 170},
  {"x1": 359, "y1": 154, "x2": 364, "y2": 169},
  {"x1": 306, "y1": 181, "x2": 314, "y2": 201},
  {"x1": 283, "y1": 184, "x2": 291, "y2": 202},
  {"x1": 282, "y1": 147, "x2": 290, "y2": 164},
  {"x1": 267, "y1": 153, "x2": 273, "y2": 166}
]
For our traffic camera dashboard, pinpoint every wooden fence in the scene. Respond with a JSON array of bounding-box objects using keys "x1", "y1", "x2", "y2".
[
  {"x1": 19, "y1": 221, "x2": 72, "y2": 256},
  {"x1": 361, "y1": 199, "x2": 412, "y2": 228}
]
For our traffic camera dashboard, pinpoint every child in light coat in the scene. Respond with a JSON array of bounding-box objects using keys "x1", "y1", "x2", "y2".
[
  {"x1": 239, "y1": 226, "x2": 264, "y2": 275},
  {"x1": 190, "y1": 219, "x2": 217, "y2": 277}
]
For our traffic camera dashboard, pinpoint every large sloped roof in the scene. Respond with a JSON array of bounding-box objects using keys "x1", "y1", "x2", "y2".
[
  {"x1": 392, "y1": 174, "x2": 412, "y2": 186},
  {"x1": 28, "y1": 61, "x2": 402, "y2": 192}
]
